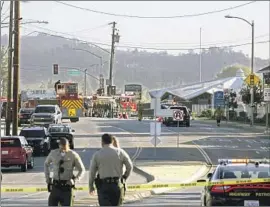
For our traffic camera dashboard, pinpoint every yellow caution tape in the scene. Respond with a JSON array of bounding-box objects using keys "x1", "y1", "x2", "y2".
[{"x1": 2, "y1": 178, "x2": 270, "y2": 193}]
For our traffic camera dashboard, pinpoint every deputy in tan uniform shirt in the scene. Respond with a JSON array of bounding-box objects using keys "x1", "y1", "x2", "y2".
[
  {"x1": 44, "y1": 137, "x2": 85, "y2": 206},
  {"x1": 89, "y1": 133, "x2": 133, "y2": 206}
]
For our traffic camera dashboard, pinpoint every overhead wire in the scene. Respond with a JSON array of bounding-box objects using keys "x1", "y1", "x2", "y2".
[
  {"x1": 21, "y1": 25, "x2": 269, "y2": 51},
  {"x1": 55, "y1": 1, "x2": 256, "y2": 19}
]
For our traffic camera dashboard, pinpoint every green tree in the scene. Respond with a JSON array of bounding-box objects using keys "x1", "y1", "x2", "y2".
[
  {"x1": 239, "y1": 85, "x2": 263, "y2": 106},
  {"x1": 140, "y1": 88, "x2": 151, "y2": 103},
  {"x1": 0, "y1": 47, "x2": 8, "y2": 96},
  {"x1": 216, "y1": 64, "x2": 251, "y2": 79}
]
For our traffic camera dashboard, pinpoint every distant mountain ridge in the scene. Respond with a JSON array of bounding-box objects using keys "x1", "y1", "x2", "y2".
[{"x1": 1, "y1": 34, "x2": 268, "y2": 92}]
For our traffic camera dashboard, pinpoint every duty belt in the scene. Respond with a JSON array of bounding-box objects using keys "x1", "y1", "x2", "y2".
[
  {"x1": 101, "y1": 177, "x2": 120, "y2": 184},
  {"x1": 53, "y1": 180, "x2": 71, "y2": 187}
]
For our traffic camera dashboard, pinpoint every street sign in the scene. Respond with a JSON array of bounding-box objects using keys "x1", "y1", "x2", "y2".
[
  {"x1": 150, "y1": 122, "x2": 161, "y2": 136},
  {"x1": 68, "y1": 69, "x2": 81, "y2": 76},
  {"x1": 173, "y1": 110, "x2": 184, "y2": 121},
  {"x1": 214, "y1": 91, "x2": 225, "y2": 108},
  {"x1": 264, "y1": 87, "x2": 270, "y2": 102},
  {"x1": 245, "y1": 74, "x2": 260, "y2": 86},
  {"x1": 150, "y1": 137, "x2": 161, "y2": 146}
]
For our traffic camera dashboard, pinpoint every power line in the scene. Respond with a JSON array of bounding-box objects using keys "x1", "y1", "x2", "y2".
[
  {"x1": 23, "y1": 24, "x2": 269, "y2": 49},
  {"x1": 21, "y1": 26, "x2": 269, "y2": 51},
  {"x1": 55, "y1": 1, "x2": 256, "y2": 19}
]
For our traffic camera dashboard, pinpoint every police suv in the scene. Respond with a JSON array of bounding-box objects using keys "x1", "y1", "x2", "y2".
[{"x1": 200, "y1": 159, "x2": 270, "y2": 206}]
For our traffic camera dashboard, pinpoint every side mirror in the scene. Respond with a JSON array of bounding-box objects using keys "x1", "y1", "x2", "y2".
[
  {"x1": 72, "y1": 129, "x2": 75, "y2": 132},
  {"x1": 57, "y1": 111, "x2": 61, "y2": 114},
  {"x1": 197, "y1": 179, "x2": 207, "y2": 183},
  {"x1": 207, "y1": 173, "x2": 213, "y2": 179}
]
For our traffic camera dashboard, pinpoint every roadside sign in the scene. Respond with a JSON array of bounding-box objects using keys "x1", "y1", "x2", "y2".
[
  {"x1": 68, "y1": 69, "x2": 81, "y2": 76},
  {"x1": 150, "y1": 136, "x2": 161, "y2": 147},
  {"x1": 214, "y1": 91, "x2": 225, "y2": 108},
  {"x1": 173, "y1": 110, "x2": 183, "y2": 121},
  {"x1": 264, "y1": 87, "x2": 270, "y2": 102},
  {"x1": 245, "y1": 74, "x2": 260, "y2": 86}
]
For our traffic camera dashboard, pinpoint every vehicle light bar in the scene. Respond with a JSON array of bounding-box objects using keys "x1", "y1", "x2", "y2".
[{"x1": 218, "y1": 159, "x2": 270, "y2": 164}]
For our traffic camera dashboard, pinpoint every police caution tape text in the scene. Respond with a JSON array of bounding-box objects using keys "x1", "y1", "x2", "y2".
[{"x1": 2, "y1": 178, "x2": 270, "y2": 193}]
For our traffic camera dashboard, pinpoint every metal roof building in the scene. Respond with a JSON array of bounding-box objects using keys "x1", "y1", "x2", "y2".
[{"x1": 149, "y1": 69, "x2": 246, "y2": 101}]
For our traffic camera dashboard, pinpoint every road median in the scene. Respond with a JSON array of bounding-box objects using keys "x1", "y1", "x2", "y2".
[{"x1": 74, "y1": 161, "x2": 210, "y2": 206}]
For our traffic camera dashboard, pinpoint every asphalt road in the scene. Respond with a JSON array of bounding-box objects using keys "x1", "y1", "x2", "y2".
[{"x1": 1, "y1": 118, "x2": 269, "y2": 206}]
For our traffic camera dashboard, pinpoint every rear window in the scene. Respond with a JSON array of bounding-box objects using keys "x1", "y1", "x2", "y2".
[
  {"x1": 1, "y1": 139, "x2": 21, "y2": 147},
  {"x1": 212, "y1": 165, "x2": 270, "y2": 180},
  {"x1": 35, "y1": 106, "x2": 55, "y2": 113},
  {"x1": 49, "y1": 127, "x2": 70, "y2": 133},
  {"x1": 20, "y1": 108, "x2": 35, "y2": 113},
  {"x1": 170, "y1": 106, "x2": 188, "y2": 114},
  {"x1": 20, "y1": 129, "x2": 45, "y2": 138}
]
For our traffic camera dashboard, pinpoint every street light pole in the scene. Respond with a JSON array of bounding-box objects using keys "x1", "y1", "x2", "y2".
[
  {"x1": 84, "y1": 69, "x2": 87, "y2": 96},
  {"x1": 225, "y1": 15, "x2": 255, "y2": 126}
]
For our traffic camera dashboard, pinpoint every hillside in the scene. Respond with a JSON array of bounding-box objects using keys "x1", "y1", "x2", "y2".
[{"x1": 1, "y1": 34, "x2": 269, "y2": 92}]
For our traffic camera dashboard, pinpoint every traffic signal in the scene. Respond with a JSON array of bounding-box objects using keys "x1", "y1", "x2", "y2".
[{"x1": 53, "y1": 64, "x2": 59, "y2": 75}]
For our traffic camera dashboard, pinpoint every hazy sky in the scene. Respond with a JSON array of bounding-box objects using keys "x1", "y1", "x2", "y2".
[{"x1": 2, "y1": 1, "x2": 270, "y2": 59}]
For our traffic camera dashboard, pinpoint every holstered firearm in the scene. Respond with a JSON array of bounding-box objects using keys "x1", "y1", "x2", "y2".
[
  {"x1": 94, "y1": 174, "x2": 101, "y2": 190},
  {"x1": 71, "y1": 175, "x2": 76, "y2": 189},
  {"x1": 47, "y1": 178, "x2": 53, "y2": 192}
]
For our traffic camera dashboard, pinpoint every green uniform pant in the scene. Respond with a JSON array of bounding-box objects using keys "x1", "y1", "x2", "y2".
[
  {"x1": 98, "y1": 183, "x2": 125, "y2": 206},
  {"x1": 48, "y1": 185, "x2": 74, "y2": 206}
]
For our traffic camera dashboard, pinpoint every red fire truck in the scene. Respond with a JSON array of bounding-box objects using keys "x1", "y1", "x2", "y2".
[
  {"x1": 119, "y1": 94, "x2": 137, "y2": 112},
  {"x1": 55, "y1": 82, "x2": 83, "y2": 122}
]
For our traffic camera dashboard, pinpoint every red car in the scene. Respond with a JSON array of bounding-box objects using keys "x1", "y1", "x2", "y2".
[{"x1": 1, "y1": 136, "x2": 34, "y2": 172}]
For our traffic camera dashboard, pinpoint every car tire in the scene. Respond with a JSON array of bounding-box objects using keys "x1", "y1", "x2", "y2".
[
  {"x1": 21, "y1": 159, "x2": 28, "y2": 172},
  {"x1": 28, "y1": 156, "x2": 34, "y2": 169}
]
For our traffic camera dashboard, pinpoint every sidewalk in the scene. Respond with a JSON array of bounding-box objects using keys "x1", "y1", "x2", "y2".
[
  {"x1": 197, "y1": 118, "x2": 266, "y2": 132},
  {"x1": 74, "y1": 161, "x2": 210, "y2": 206}
]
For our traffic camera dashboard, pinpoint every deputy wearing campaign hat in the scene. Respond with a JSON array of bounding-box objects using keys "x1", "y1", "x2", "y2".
[{"x1": 44, "y1": 137, "x2": 85, "y2": 206}]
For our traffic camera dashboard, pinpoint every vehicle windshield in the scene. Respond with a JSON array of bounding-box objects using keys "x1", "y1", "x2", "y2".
[
  {"x1": 49, "y1": 127, "x2": 70, "y2": 133},
  {"x1": 20, "y1": 108, "x2": 35, "y2": 113},
  {"x1": 213, "y1": 165, "x2": 270, "y2": 180},
  {"x1": 20, "y1": 130, "x2": 45, "y2": 138},
  {"x1": 1, "y1": 138, "x2": 21, "y2": 147},
  {"x1": 35, "y1": 106, "x2": 55, "y2": 113}
]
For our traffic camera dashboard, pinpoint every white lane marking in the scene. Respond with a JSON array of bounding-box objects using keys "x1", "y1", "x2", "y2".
[
  {"x1": 256, "y1": 151, "x2": 260, "y2": 154},
  {"x1": 247, "y1": 145, "x2": 251, "y2": 148}
]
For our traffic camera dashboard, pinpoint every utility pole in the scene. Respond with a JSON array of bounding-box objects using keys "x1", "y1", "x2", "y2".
[
  {"x1": 6, "y1": 0, "x2": 14, "y2": 135},
  {"x1": 84, "y1": 69, "x2": 87, "y2": 96},
  {"x1": 108, "y1": 21, "x2": 119, "y2": 96},
  {"x1": 250, "y1": 20, "x2": 255, "y2": 127},
  {"x1": 12, "y1": 0, "x2": 20, "y2": 135},
  {"x1": 199, "y1": 27, "x2": 202, "y2": 82}
]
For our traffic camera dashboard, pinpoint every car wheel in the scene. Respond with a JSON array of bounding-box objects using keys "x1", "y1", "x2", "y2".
[
  {"x1": 28, "y1": 156, "x2": 34, "y2": 169},
  {"x1": 21, "y1": 159, "x2": 28, "y2": 172}
]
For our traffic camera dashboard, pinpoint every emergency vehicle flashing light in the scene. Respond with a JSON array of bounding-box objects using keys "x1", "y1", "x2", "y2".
[{"x1": 218, "y1": 159, "x2": 270, "y2": 164}]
